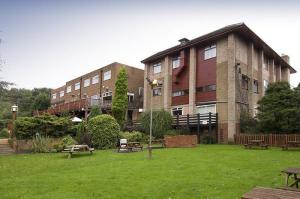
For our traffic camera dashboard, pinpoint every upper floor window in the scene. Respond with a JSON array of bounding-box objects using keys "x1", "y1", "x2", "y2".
[
  {"x1": 204, "y1": 44, "x2": 216, "y2": 60},
  {"x1": 172, "y1": 90, "x2": 187, "y2": 97},
  {"x1": 52, "y1": 93, "x2": 57, "y2": 99},
  {"x1": 59, "y1": 90, "x2": 64, "y2": 97},
  {"x1": 84, "y1": 78, "x2": 90, "y2": 87},
  {"x1": 197, "y1": 84, "x2": 216, "y2": 92},
  {"x1": 153, "y1": 88, "x2": 162, "y2": 96},
  {"x1": 242, "y1": 75, "x2": 249, "y2": 90},
  {"x1": 66, "y1": 85, "x2": 72, "y2": 93},
  {"x1": 75, "y1": 82, "x2": 80, "y2": 90},
  {"x1": 153, "y1": 63, "x2": 161, "y2": 74},
  {"x1": 253, "y1": 80, "x2": 258, "y2": 93},
  {"x1": 263, "y1": 80, "x2": 269, "y2": 94},
  {"x1": 92, "y1": 75, "x2": 99, "y2": 84},
  {"x1": 263, "y1": 56, "x2": 269, "y2": 71},
  {"x1": 128, "y1": 93, "x2": 134, "y2": 102},
  {"x1": 104, "y1": 70, "x2": 111, "y2": 81},
  {"x1": 197, "y1": 104, "x2": 216, "y2": 114},
  {"x1": 172, "y1": 107, "x2": 183, "y2": 116},
  {"x1": 172, "y1": 57, "x2": 180, "y2": 69}
]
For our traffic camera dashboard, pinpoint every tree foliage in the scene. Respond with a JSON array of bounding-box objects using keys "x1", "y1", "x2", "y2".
[
  {"x1": 88, "y1": 105, "x2": 102, "y2": 119},
  {"x1": 112, "y1": 67, "x2": 128, "y2": 129},
  {"x1": 256, "y1": 81, "x2": 300, "y2": 133},
  {"x1": 141, "y1": 109, "x2": 173, "y2": 138}
]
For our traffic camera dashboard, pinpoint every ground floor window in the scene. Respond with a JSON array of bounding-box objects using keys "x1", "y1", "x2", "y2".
[
  {"x1": 196, "y1": 104, "x2": 216, "y2": 114},
  {"x1": 172, "y1": 107, "x2": 183, "y2": 116}
]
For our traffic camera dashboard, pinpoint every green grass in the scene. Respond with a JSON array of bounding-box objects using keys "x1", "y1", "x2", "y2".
[{"x1": 0, "y1": 145, "x2": 299, "y2": 199}]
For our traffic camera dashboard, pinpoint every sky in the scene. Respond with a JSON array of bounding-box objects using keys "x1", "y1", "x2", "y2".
[{"x1": 0, "y1": 0, "x2": 300, "y2": 89}]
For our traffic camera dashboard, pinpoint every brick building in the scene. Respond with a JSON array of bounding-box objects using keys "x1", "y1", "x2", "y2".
[
  {"x1": 141, "y1": 23, "x2": 296, "y2": 143},
  {"x1": 49, "y1": 62, "x2": 144, "y2": 121}
]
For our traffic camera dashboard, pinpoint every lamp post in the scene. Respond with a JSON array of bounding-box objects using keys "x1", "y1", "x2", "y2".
[
  {"x1": 146, "y1": 78, "x2": 162, "y2": 160},
  {"x1": 11, "y1": 104, "x2": 18, "y2": 138}
]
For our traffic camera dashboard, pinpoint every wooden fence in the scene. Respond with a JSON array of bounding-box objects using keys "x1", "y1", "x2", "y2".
[{"x1": 234, "y1": 134, "x2": 300, "y2": 147}]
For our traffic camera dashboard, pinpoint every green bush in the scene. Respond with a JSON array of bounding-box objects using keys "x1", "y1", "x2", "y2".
[
  {"x1": 87, "y1": 114, "x2": 120, "y2": 149},
  {"x1": 14, "y1": 115, "x2": 74, "y2": 139},
  {"x1": 89, "y1": 106, "x2": 102, "y2": 119},
  {"x1": 141, "y1": 110, "x2": 173, "y2": 138},
  {"x1": 32, "y1": 133, "x2": 50, "y2": 153},
  {"x1": 53, "y1": 135, "x2": 77, "y2": 152},
  {"x1": 240, "y1": 110, "x2": 259, "y2": 133},
  {"x1": 0, "y1": 128, "x2": 9, "y2": 138},
  {"x1": 74, "y1": 121, "x2": 92, "y2": 145},
  {"x1": 119, "y1": 131, "x2": 145, "y2": 142},
  {"x1": 201, "y1": 135, "x2": 214, "y2": 144}
]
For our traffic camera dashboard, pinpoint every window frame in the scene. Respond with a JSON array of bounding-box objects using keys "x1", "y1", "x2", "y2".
[
  {"x1": 172, "y1": 57, "x2": 180, "y2": 69},
  {"x1": 75, "y1": 82, "x2": 80, "y2": 90},
  {"x1": 172, "y1": 107, "x2": 183, "y2": 116},
  {"x1": 153, "y1": 63, "x2": 161, "y2": 74},
  {"x1": 196, "y1": 104, "x2": 216, "y2": 114},
  {"x1": 59, "y1": 90, "x2": 64, "y2": 97},
  {"x1": 153, "y1": 88, "x2": 162, "y2": 96},
  {"x1": 103, "y1": 70, "x2": 111, "y2": 81},
  {"x1": 242, "y1": 75, "x2": 249, "y2": 90},
  {"x1": 204, "y1": 44, "x2": 217, "y2": 60},
  {"x1": 52, "y1": 93, "x2": 57, "y2": 99},
  {"x1": 84, "y1": 78, "x2": 90, "y2": 87},
  {"x1": 66, "y1": 85, "x2": 72, "y2": 93},
  {"x1": 92, "y1": 75, "x2": 99, "y2": 84},
  {"x1": 253, "y1": 80, "x2": 258, "y2": 93}
]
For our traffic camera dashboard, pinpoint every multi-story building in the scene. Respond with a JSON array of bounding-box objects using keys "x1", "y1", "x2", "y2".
[
  {"x1": 49, "y1": 62, "x2": 144, "y2": 121},
  {"x1": 141, "y1": 23, "x2": 296, "y2": 143}
]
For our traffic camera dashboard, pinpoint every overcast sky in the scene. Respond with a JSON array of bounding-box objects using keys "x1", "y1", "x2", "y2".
[{"x1": 0, "y1": 0, "x2": 299, "y2": 89}]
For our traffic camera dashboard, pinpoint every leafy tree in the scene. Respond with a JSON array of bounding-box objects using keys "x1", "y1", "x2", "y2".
[
  {"x1": 141, "y1": 109, "x2": 173, "y2": 138},
  {"x1": 257, "y1": 81, "x2": 300, "y2": 133},
  {"x1": 88, "y1": 105, "x2": 102, "y2": 119},
  {"x1": 112, "y1": 67, "x2": 128, "y2": 129},
  {"x1": 32, "y1": 92, "x2": 50, "y2": 111},
  {"x1": 240, "y1": 110, "x2": 259, "y2": 133}
]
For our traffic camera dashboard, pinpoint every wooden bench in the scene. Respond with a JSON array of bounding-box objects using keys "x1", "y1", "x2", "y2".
[
  {"x1": 242, "y1": 187, "x2": 300, "y2": 199},
  {"x1": 62, "y1": 145, "x2": 94, "y2": 158},
  {"x1": 282, "y1": 141, "x2": 300, "y2": 150},
  {"x1": 244, "y1": 140, "x2": 268, "y2": 149},
  {"x1": 282, "y1": 167, "x2": 300, "y2": 188}
]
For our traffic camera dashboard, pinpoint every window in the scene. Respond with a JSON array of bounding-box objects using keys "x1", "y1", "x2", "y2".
[
  {"x1": 172, "y1": 107, "x2": 183, "y2": 116},
  {"x1": 104, "y1": 70, "x2": 111, "y2": 81},
  {"x1": 128, "y1": 93, "x2": 134, "y2": 102},
  {"x1": 172, "y1": 57, "x2": 180, "y2": 69},
  {"x1": 84, "y1": 78, "x2": 90, "y2": 87},
  {"x1": 153, "y1": 63, "x2": 161, "y2": 74},
  {"x1": 204, "y1": 44, "x2": 216, "y2": 60},
  {"x1": 172, "y1": 90, "x2": 187, "y2": 97},
  {"x1": 196, "y1": 84, "x2": 216, "y2": 92},
  {"x1": 253, "y1": 80, "x2": 258, "y2": 93},
  {"x1": 75, "y1": 82, "x2": 80, "y2": 90},
  {"x1": 263, "y1": 80, "x2": 269, "y2": 94},
  {"x1": 197, "y1": 104, "x2": 216, "y2": 114},
  {"x1": 92, "y1": 75, "x2": 99, "y2": 84},
  {"x1": 242, "y1": 75, "x2": 249, "y2": 90},
  {"x1": 263, "y1": 56, "x2": 269, "y2": 71},
  {"x1": 66, "y1": 86, "x2": 72, "y2": 93},
  {"x1": 153, "y1": 88, "x2": 162, "y2": 96},
  {"x1": 91, "y1": 95, "x2": 100, "y2": 106},
  {"x1": 52, "y1": 93, "x2": 57, "y2": 99},
  {"x1": 103, "y1": 91, "x2": 112, "y2": 100},
  {"x1": 59, "y1": 90, "x2": 64, "y2": 97}
]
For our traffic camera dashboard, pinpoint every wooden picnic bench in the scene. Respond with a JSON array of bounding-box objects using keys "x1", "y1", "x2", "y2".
[
  {"x1": 242, "y1": 187, "x2": 300, "y2": 199},
  {"x1": 128, "y1": 142, "x2": 143, "y2": 151},
  {"x1": 118, "y1": 142, "x2": 143, "y2": 152},
  {"x1": 244, "y1": 139, "x2": 269, "y2": 149},
  {"x1": 282, "y1": 167, "x2": 300, "y2": 188},
  {"x1": 282, "y1": 141, "x2": 300, "y2": 150},
  {"x1": 62, "y1": 145, "x2": 94, "y2": 158}
]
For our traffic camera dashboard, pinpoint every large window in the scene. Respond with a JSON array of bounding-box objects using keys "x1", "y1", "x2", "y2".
[
  {"x1": 153, "y1": 63, "x2": 161, "y2": 74},
  {"x1": 75, "y1": 82, "x2": 80, "y2": 90},
  {"x1": 204, "y1": 44, "x2": 216, "y2": 60},
  {"x1": 92, "y1": 75, "x2": 99, "y2": 84},
  {"x1": 59, "y1": 90, "x2": 64, "y2": 97},
  {"x1": 263, "y1": 80, "x2": 269, "y2": 94},
  {"x1": 153, "y1": 88, "x2": 162, "y2": 96},
  {"x1": 104, "y1": 70, "x2": 111, "y2": 81},
  {"x1": 66, "y1": 85, "x2": 72, "y2": 93},
  {"x1": 172, "y1": 57, "x2": 180, "y2": 69},
  {"x1": 253, "y1": 80, "x2": 258, "y2": 93},
  {"x1": 242, "y1": 75, "x2": 249, "y2": 90},
  {"x1": 52, "y1": 93, "x2": 57, "y2": 99},
  {"x1": 84, "y1": 78, "x2": 90, "y2": 87},
  {"x1": 197, "y1": 104, "x2": 216, "y2": 114},
  {"x1": 172, "y1": 107, "x2": 183, "y2": 116}
]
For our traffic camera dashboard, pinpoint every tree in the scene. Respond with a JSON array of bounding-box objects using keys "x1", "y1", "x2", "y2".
[
  {"x1": 88, "y1": 105, "x2": 102, "y2": 119},
  {"x1": 112, "y1": 67, "x2": 128, "y2": 129},
  {"x1": 257, "y1": 81, "x2": 300, "y2": 133},
  {"x1": 32, "y1": 92, "x2": 50, "y2": 111}
]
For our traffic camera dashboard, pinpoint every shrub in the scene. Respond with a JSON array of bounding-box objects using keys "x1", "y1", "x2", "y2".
[
  {"x1": 0, "y1": 128, "x2": 9, "y2": 138},
  {"x1": 119, "y1": 131, "x2": 145, "y2": 142},
  {"x1": 53, "y1": 135, "x2": 77, "y2": 152},
  {"x1": 87, "y1": 114, "x2": 120, "y2": 149},
  {"x1": 32, "y1": 133, "x2": 50, "y2": 153},
  {"x1": 74, "y1": 121, "x2": 92, "y2": 145},
  {"x1": 240, "y1": 110, "x2": 259, "y2": 133},
  {"x1": 201, "y1": 135, "x2": 214, "y2": 144},
  {"x1": 89, "y1": 106, "x2": 102, "y2": 119},
  {"x1": 141, "y1": 110, "x2": 173, "y2": 138}
]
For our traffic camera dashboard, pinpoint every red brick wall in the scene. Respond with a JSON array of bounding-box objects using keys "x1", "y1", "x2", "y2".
[{"x1": 164, "y1": 135, "x2": 198, "y2": 148}]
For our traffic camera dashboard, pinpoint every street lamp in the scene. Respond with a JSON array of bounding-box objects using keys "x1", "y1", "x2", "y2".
[
  {"x1": 11, "y1": 104, "x2": 18, "y2": 138},
  {"x1": 146, "y1": 77, "x2": 163, "y2": 160}
]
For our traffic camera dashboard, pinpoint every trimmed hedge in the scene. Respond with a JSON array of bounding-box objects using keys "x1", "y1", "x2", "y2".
[
  {"x1": 87, "y1": 114, "x2": 120, "y2": 149},
  {"x1": 119, "y1": 131, "x2": 146, "y2": 142}
]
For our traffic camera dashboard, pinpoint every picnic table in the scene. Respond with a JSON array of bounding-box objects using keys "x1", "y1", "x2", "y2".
[
  {"x1": 242, "y1": 187, "x2": 300, "y2": 199},
  {"x1": 282, "y1": 141, "x2": 300, "y2": 150},
  {"x1": 282, "y1": 167, "x2": 300, "y2": 188},
  {"x1": 244, "y1": 139, "x2": 268, "y2": 149},
  {"x1": 62, "y1": 144, "x2": 94, "y2": 158},
  {"x1": 128, "y1": 142, "x2": 143, "y2": 151},
  {"x1": 118, "y1": 141, "x2": 143, "y2": 152}
]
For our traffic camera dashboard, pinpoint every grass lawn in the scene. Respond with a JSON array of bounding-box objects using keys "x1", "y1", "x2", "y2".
[{"x1": 0, "y1": 145, "x2": 299, "y2": 199}]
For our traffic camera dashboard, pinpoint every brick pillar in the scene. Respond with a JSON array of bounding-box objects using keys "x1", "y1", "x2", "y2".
[
  {"x1": 143, "y1": 63, "x2": 150, "y2": 111},
  {"x1": 269, "y1": 59, "x2": 275, "y2": 83},
  {"x1": 163, "y1": 56, "x2": 172, "y2": 111},
  {"x1": 282, "y1": 67, "x2": 290, "y2": 82},
  {"x1": 189, "y1": 47, "x2": 196, "y2": 114},
  {"x1": 227, "y1": 34, "x2": 236, "y2": 143},
  {"x1": 276, "y1": 65, "x2": 282, "y2": 82}
]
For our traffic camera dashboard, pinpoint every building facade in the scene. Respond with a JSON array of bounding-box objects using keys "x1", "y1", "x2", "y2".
[
  {"x1": 142, "y1": 23, "x2": 296, "y2": 143},
  {"x1": 49, "y1": 62, "x2": 144, "y2": 121}
]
